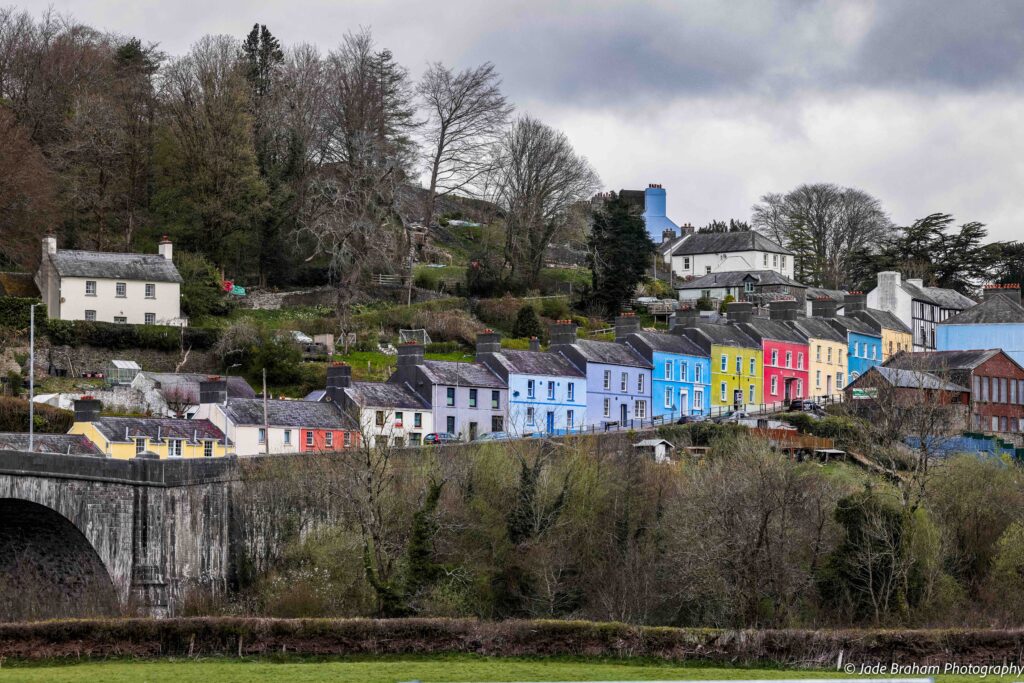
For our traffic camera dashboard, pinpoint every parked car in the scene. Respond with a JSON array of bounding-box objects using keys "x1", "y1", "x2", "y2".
[
  {"x1": 423, "y1": 432, "x2": 459, "y2": 445},
  {"x1": 789, "y1": 399, "x2": 823, "y2": 412},
  {"x1": 713, "y1": 410, "x2": 750, "y2": 424},
  {"x1": 676, "y1": 414, "x2": 707, "y2": 425},
  {"x1": 475, "y1": 431, "x2": 513, "y2": 442}
]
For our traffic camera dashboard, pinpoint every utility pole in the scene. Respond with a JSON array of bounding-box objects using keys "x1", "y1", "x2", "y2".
[
  {"x1": 28, "y1": 303, "x2": 38, "y2": 452},
  {"x1": 262, "y1": 367, "x2": 269, "y2": 455}
]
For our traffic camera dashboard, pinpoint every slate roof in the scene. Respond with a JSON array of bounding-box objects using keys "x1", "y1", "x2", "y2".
[
  {"x1": 0, "y1": 272, "x2": 40, "y2": 297},
  {"x1": 569, "y1": 339, "x2": 652, "y2": 368},
  {"x1": 142, "y1": 373, "x2": 256, "y2": 402},
  {"x1": 221, "y1": 398, "x2": 357, "y2": 430},
  {"x1": 901, "y1": 280, "x2": 975, "y2": 309},
  {"x1": 941, "y1": 294, "x2": 1024, "y2": 325},
  {"x1": 0, "y1": 432, "x2": 103, "y2": 456},
  {"x1": 827, "y1": 315, "x2": 881, "y2": 337},
  {"x1": 487, "y1": 350, "x2": 585, "y2": 378},
  {"x1": 865, "y1": 366, "x2": 969, "y2": 392},
  {"x1": 785, "y1": 317, "x2": 846, "y2": 343},
  {"x1": 884, "y1": 349, "x2": 1002, "y2": 372},
  {"x1": 48, "y1": 250, "x2": 183, "y2": 283},
  {"x1": 736, "y1": 318, "x2": 807, "y2": 344},
  {"x1": 678, "y1": 322, "x2": 760, "y2": 352},
  {"x1": 674, "y1": 270, "x2": 805, "y2": 290},
  {"x1": 851, "y1": 308, "x2": 912, "y2": 334},
  {"x1": 345, "y1": 381, "x2": 431, "y2": 410},
  {"x1": 805, "y1": 286, "x2": 847, "y2": 303},
  {"x1": 420, "y1": 360, "x2": 506, "y2": 388},
  {"x1": 671, "y1": 231, "x2": 793, "y2": 257},
  {"x1": 626, "y1": 330, "x2": 707, "y2": 358},
  {"x1": 91, "y1": 417, "x2": 229, "y2": 444}
]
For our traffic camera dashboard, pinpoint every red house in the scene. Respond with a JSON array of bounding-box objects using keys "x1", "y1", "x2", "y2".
[{"x1": 732, "y1": 300, "x2": 810, "y2": 405}]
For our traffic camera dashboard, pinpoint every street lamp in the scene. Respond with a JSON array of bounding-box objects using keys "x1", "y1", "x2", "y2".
[{"x1": 28, "y1": 303, "x2": 39, "y2": 452}]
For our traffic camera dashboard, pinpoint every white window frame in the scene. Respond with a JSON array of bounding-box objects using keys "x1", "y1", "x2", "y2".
[
  {"x1": 749, "y1": 358, "x2": 755, "y2": 376},
  {"x1": 446, "y1": 387, "x2": 455, "y2": 406},
  {"x1": 283, "y1": 429, "x2": 292, "y2": 445},
  {"x1": 620, "y1": 372, "x2": 627, "y2": 392},
  {"x1": 567, "y1": 382, "x2": 575, "y2": 401},
  {"x1": 168, "y1": 439, "x2": 182, "y2": 457},
  {"x1": 637, "y1": 374, "x2": 645, "y2": 393},
  {"x1": 749, "y1": 384, "x2": 756, "y2": 404},
  {"x1": 736, "y1": 356, "x2": 742, "y2": 375},
  {"x1": 135, "y1": 438, "x2": 146, "y2": 454},
  {"x1": 547, "y1": 382, "x2": 555, "y2": 400},
  {"x1": 325, "y1": 431, "x2": 334, "y2": 448},
  {"x1": 664, "y1": 386, "x2": 673, "y2": 408},
  {"x1": 664, "y1": 360, "x2": 672, "y2": 379},
  {"x1": 258, "y1": 428, "x2": 266, "y2": 444},
  {"x1": 203, "y1": 440, "x2": 213, "y2": 458},
  {"x1": 85, "y1": 280, "x2": 96, "y2": 296},
  {"x1": 115, "y1": 282, "x2": 127, "y2": 298},
  {"x1": 527, "y1": 379, "x2": 535, "y2": 399},
  {"x1": 634, "y1": 400, "x2": 647, "y2": 419},
  {"x1": 527, "y1": 406, "x2": 535, "y2": 425},
  {"x1": 785, "y1": 351, "x2": 792, "y2": 368},
  {"x1": 145, "y1": 283, "x2": 156, "y2": 299},
  {"x1": 816, "y1": 370, "x2": 822, "y2": 388},
  {"x1": 695, "y1": 365, "x2": 702, "y2": 383},
  {"x1": 693, "y1": 389, "x2": 703, "y2": 410},
  {"x1": 306, "y1": 430, "x2": 314, "y2": 447},
  {"x1": 113, "y1": 316, "x2": 127, "y2": 324},
  {"x1": 603, "y1": 398, "x2": 611, "y2": 417},
  {"x1": 771, "y1": 350, "x2": 778, "y2": 366},
  {"x1": 720, "y1": 382, "x2": 726, "y2": 402},
  {"x1": 683, "y1": 256, "x2": 690, "y2": 270},
  {"x1": 771, "y1": 376, "x2": 778, "y2": 395},
  {"x1": 720, "y1": 354, "x2": 727, "y2": 372},
  {"x1": 85, "y1": 310, "x2": 96, "y2": 321},
  {"x1": 603, "y1": 370, "x2": 611, "y2": 389},
  {"x1": 144, "y1": 312, "x2": 155, "y2": 325},
  {"x1": 797, "y1": 352, "x2": 803, "y2": 369}
]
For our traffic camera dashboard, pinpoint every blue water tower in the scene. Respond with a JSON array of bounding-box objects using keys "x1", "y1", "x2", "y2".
[{"x1": 642, "y1": 184, "x2": 680, "y2": 241}]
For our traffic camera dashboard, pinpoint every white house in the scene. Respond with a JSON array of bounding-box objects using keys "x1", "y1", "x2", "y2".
[
  {"x1": 35, "y1": 235, "x2": 186, "y2": 326},
  {"x1": 668, "y1": 232, "x2": 794, "y2": 280},
  {"x1": 866, "y1": 271, "x2": 976, "y2": 351},
  {"x1": 324, "y1": 364, "x2": 434, "y2": 447}
]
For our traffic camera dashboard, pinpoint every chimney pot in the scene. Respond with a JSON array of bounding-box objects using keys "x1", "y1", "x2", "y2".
[{"x1": 727, "y1": 301, "x2": 753, "y2": 323}]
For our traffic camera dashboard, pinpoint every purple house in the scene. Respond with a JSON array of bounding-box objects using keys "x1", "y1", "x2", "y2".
[{"x1": 549, "y1": 319, "x2": 652, "y2": 428}]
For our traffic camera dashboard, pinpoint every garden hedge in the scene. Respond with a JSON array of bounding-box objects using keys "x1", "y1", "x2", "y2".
[
  {"x1": 0, "y1": 297, "x2": 44, "y2": 330},
  {"x1": 45, "y1": 319, "x2": 219, "y2": 351}
]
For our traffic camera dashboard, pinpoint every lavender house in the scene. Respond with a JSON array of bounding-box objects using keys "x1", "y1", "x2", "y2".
[
  {"x1": 387, "y1": 342, "x2": 507, "y2": 441},
  {"x1": 550, "y1": 319, "x2": 653, "y2": 428}
]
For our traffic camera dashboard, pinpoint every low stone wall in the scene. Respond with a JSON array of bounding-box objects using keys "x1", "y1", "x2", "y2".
[
  {"x1": 35, "y1": 341, "x2": 217, "y2": 376},
  {"x1": 1, "y1": 617, "x2": 1023, "y2": 665}
]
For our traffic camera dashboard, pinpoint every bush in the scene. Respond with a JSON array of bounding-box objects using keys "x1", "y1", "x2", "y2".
[
  {"x1": 425, "y1": 341, "x2": 463, "y2": 355},
  {"x1": 511, "y1": 305, "x2": 545, "y2": 340},
  {"x1": 0, "y1": 298, "x2": 44, "y2": 330},
  {"x1": 695, "y1": 296, "x2": 714, "y2": 311},
  {"x1": 175, "y1": 251, "x2": 233, "y2": 319},
  {"x1": 539, "y1": 297, "x2": 570, "y2": 320},
  {"x1": 476, "y1": 295, "x2": 525, "y2": 332},
  {"x1": 46, "y1": 320, "x2": 219, "y2": 352},
  {"x1": 0, "y1": 396, "x2": 73, "y2": 433},
  {"x1": 718, "y1": 294, "x2": 735, "y2": 314}
]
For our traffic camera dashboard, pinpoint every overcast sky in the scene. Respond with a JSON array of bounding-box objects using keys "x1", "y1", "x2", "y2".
[{"x1": 20, "y1": 0, "x2": 1024, "y2": 240}]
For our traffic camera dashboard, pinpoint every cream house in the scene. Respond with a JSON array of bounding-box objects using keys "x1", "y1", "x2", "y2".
[
  {"x1": 668, "y1": 232, "x2": 794, "y2": 280},
  {"x1": 35, "y1": 236, "x2": 186, "y2": 326}
]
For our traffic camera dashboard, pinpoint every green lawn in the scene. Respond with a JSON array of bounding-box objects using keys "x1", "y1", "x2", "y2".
[
  {"x1": 332, "y1": 349, "x2": 474, "y2": 381},
  {"x1": 0, "y1": 655, "x2": 1009, "y2": 683}
]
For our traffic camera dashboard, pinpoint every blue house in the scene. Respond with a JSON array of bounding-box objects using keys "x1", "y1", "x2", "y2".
[
  {"x1": 618, "y1": 323, "x2": 711, "y2": 420},
  {"x1": 825, "y1": 296, "x2": 882, "y2": 384},
  {"x1": 550, "y1": 318, "x2": 653, "y2": 429},
  {"x1": 938, "y1": 287, "x2": 1024, "y2": 367},
  {"x1": 476, "y1": 333, "x2": 587, "y2": 436}
]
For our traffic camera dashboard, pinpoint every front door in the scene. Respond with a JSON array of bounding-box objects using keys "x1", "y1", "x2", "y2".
[
  {"x1": 546, "y1": 411, "x2": 555, "y2": 434},
  {"x1": 620, "y1": 403, "x2": 627, "y2": 425},
  {"x1": 679, "y1": 388, "x2": 689, "y2": 416},
  {"x1": 469, "y1": 422, "x2": 478, "y2": 440},
  {"x1": 784, "y1": 379, "x2": 793, "y2": 401},
  {"x1": 826, "y1": 375, "x2": 832, "y2": 396}
]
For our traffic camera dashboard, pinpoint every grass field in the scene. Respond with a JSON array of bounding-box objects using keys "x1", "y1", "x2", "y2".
[{"x1": 0, "y1": 655, "x2": 1010, "y2": 683}]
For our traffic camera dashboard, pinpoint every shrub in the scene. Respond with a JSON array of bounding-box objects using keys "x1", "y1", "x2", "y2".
[
  {"x1": 695, "y1": 296, "x2": 714, "y2": 311},
  {"x1": 718, "y1": 294, "x2": 735, "y2": 314},
  {"x1": 0, "y1": 396, "x2": 73, "y2": 433},
  {"x1": 511, "y1": 305, "x2": 544, "y2": 340},
  {"x1": 475, "y1": 295, "x2": 524, "y2": 332},
  {"x1": 0, "y1": 298, "x2": 44, "y2": 330},
  {"x1": 175, "y1": 251, "x2": 233, "y2": 319},
  {"x1": 45, "y1": 320, "x2": 219, "y2": 351},
  {"x1": 539, "y1": 297, "x2": 570, "y2": 320}
]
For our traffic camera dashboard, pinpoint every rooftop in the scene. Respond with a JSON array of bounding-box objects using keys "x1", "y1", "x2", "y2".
[
  {"x1": 901, "y1": 280, "x2": 975, "y2": 310},
  {"x1": 90, "y1": 417, "x2": 228, "y2": 444},
  {"x1": 568, "y1": 338, "x2": 652, "y2": 368},
  {"x1": 674, "y1": 269, "x2": 805, "y2": 290},
  {"x1": 827, "y1": 315, "x2": 881, "y2": 337},
  {"x1": 941, "y1": 294, "x2": 1024, "y2": 325},
  {"x1": 671, "y1": 231, "x2": 793, "y2": 257},
  {"x1": 852, "y1": 308, "x2": 912, "y2": 334},
  {"x1": 885, "y1": 349, "x2": 1003, "y2": 372},
  {"x1": 487, "y1": 350, "x2": 585, "y2": 378},
  {"x1": 48, "y1": 249, "x2": 183, "y2": 283},
  {"x1": 679, "y1": 322, "x2": 760, "y2": 351},
  {"x1": 805, "y1": 286, "x2": 847, "y2": 303},
  {"x1": 420, "y1": 360, "x2": 506, "y2": 388},
  {"x1": 140, "y1": 373, "x2": 256, "y2": 402},
  {"x1": 345, "y1": 381, "x2": 431, "y2": 410},
  {"x1": 626, "y1": 330, "x2": 707, "y2": 357},
  {"x1": 785, "y1": 317, "x2": 846, "y2": 343},
  {"x1": 0, "y1": 432, "x2": 103, "y2": 456},
  {"x1": 864, "y1": 366, "x2": 969, "y2": 392},
  {"x1": 221, "y1": 398, "x2": 357, "y2": 430},
  {"x1": 736, "y1": 318, "x2": 808, "y2": 344}
]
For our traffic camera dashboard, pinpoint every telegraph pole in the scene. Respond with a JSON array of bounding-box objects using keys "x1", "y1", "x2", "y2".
[{"x1": 28, "y1": 303, "x2": 38, "y2": 452}]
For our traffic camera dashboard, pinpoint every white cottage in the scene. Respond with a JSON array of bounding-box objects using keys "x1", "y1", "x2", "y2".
[
  {"x1": 35, "y1": 235, "x2": 186, "y2": 326},
  {"x1": 668, "y1": 232, "x2": 794, "y2": 280}
]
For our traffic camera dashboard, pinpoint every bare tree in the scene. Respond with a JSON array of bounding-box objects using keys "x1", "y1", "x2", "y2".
[
  {"x1": 489, "y1": 115, "x2": 600, "y2": 287},
  {"x1": 417, "y1": 61, "x2": 512, "y2": 227},
  {"x1": 752, "y1": 183, "x2": 890, "y2": 289}
]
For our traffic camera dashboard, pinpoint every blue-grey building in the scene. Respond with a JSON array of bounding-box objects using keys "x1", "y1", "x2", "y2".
[
  {"x1": 938, "y1": 287, "x2": 1024, "y2": 367},
  {"x1": 476, "y1": 333, "x2": 587, "y2": 436},
  {"x1": 825, "y1": 294, "x2": 883, "y2": 384},
  {"x1": 617, "y1": 318, "x2": 711, "y2": 420},
  {"x1": 550, "y1": 319, "x2": 653, "y2": 428},
  {"x1": 616, "y1": 184, "x2": 680, "y2": 241}
]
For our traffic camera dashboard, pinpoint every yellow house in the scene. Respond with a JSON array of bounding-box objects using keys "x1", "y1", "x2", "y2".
[
  {"x1": 69, "y1": 398, "x2": 231, "y2": 459},
  {"x1": 680, "y1": 323, "x2": 763, "y2": 410},
  {"x1": 852, "y1": 308, "x2": 914, "y2": 361},
  {"x1": 787, "y1": 318, "x2": 848, "y2": 398}
]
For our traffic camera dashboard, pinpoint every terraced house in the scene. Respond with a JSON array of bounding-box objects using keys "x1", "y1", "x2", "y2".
[
  {"x1": 618, "y1": 313, "x2": 711, "y2": 420},
  {"x1": 476, "y1": 332, "x2": 587, "y2": 436},
  {"x1": 937, "y1": 285, "x2": 1024, "y2": 367},
  {"x1": 325, "y1": 364, "x2": 433, "y2": 447},
  {"x1": 788, "y1": 299, "x2": 849, "y2": 397},
  {"x1": 677, "y1": 312, "x2": 762, "y2": 411},
  {"x1": 867, "y1": 271, "x2": 975, "y2": 351},
  {"x1": 70, "y1": 398, "x2": 231, "y2": 458},
  {"x1": 388, "y1": 342, "x2": 507, "y2": 441},
  {"x1": 826, "y1": 294, "x2": 883, "y2": 383},
  {"x1": 550, "y1": 319, "x2": 652, "y2": 428},
  {"x1": 849, "y1": 305, "x2": 914, "y2": 361},
  {"x1": 732, "y1": 300, "x2": 809, "y2": 406}
]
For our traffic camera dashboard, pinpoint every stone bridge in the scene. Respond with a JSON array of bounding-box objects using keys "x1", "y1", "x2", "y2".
[{"x1": 0, "y1": 450, "x2": 239, "y2": 618}]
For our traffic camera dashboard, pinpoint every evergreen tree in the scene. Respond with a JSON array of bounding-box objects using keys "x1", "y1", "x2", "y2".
[
  {"x1": 512, "y1": 305, "x2": 544, "y2": 340},
  {"x1": 588, "y1": 194, "x2": 655, "y2": 317}
]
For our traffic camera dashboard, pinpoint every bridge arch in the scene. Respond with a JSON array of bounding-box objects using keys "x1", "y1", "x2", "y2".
[{"x1": 0, "y1": 498, "x2": 119, "y2": 621}]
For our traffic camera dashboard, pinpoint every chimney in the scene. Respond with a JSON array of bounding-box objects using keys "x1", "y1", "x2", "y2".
[
  {"x1": 769, "y1": 299, "x2": 799, "y2": 321},
  {"x1": 325, "y1": 363, "x2": 352, "y2": 404},
  {"x1": 844, "y1": 292, "x2": 867, "y2": 313},
  {"x1": 42, "y1": 235, "x2": 57, "y2": 259},
  {"x1": 984, "y1": 283, "x2": 1022, "y2": 306},
  {"x1": 681, "y1": 222, "x2": 695, "y2": 236},
  {"x1": 549, "y1": 320, "x2": 578, "y2": 347},
  {"x1": 397, "y1": 341, "x2": 424, "y2": 368},
  {"x1": 906, "y1": 278, "x2": 924, "y2": 288},
  {"x1": 661, "y1": 228, "x2": 677, "y2": 244},
  {"x1": 811, "y1": 296, "x2": 839, "y2": 318},
  {"x1": 528, "y1": 336, "x2": 541, "y2": 352},
  {"x1": 670, "y1": 306, "x2": 698, "y2": 332},
  {"x1": 158, "y1": 235, "x2": 173, "y2": 261},
  {"x1": 727, "y1": 301, "x2": 753, "y2": 323},
  {"x1": 475, "y1": 329, "x2": 502, "y2": 360},
  {"x1": 199, "y1": 377, "x2": 228, "y2": 405},
  {"x1": 614, "y1": 312, "x2": 641, "y2": 342},
  {"x1": 73, "y1": 397, "x2": 102, "y2": 423}
]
